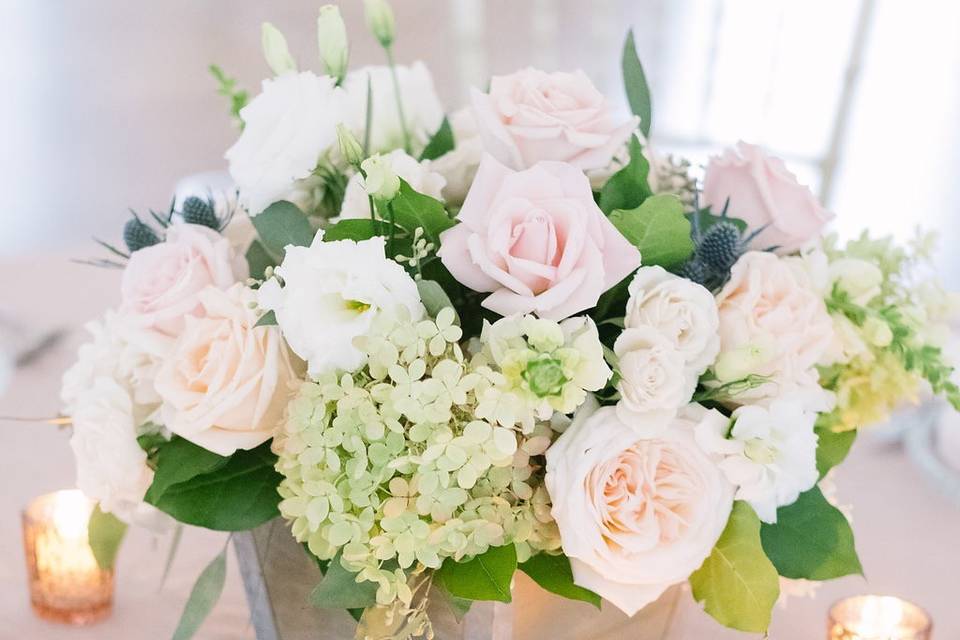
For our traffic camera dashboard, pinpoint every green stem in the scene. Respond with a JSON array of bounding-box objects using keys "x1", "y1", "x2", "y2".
[
  {"x1": 386, "y1": 201, "x2": 397, "y2": 258},
  {"x1": 385, "y1": 47, "x2": 412, "y2": 154}
]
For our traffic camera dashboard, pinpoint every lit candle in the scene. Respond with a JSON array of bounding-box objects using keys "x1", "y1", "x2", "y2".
[
  {"x1": 21, "y1": 490, "x2": 114, "y2": 625},
  {"x1": 828, "y1": 595, "x2": 932, "y2": 640}
]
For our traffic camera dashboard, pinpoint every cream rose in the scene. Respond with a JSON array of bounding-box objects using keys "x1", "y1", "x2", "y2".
[
  {"x1": 714, "y1": 251, "x2": 834, "y2": 405},
  {"x1": 545, "y1": 402, "x2": 734, "y2": 616},
  {"x1": 120, "y1": 224, "x2": 247, "y2": 338},
  {"x1": 438, "y1": 154, "x2": 640, "y2": 320},
  {"x1": 471, "y1": 68, "x2": 638, "y2": 171},
  {"x1": 155, "y1": 284, "x2": 299, "y2": 456},
  {"x1": 702, "y1": 142, "x2": 833, "y2": 254}
]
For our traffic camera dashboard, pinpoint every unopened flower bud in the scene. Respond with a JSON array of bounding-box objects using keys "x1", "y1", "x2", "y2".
[
  {"x1": 862, "y1": 316, "x2": 893, "y2": 347},
  {"x1": 363, "y1": 0, "x2": 396, "y2": 48},
  {"x1": 714, "y1": 342, "x2": 772, "y2": 382},
  {"x1": 337, "y1": 124, "x2": 364, "y2": 167},
  {"x1": 261, "y1": 22, "x2": 297, "y2": 76},
  {"x1": 361, "y1": 154, "x2": 401, "y2": 201},
  {"x1": 317, "y1": 5, "x2": 348, "y2": 83}
]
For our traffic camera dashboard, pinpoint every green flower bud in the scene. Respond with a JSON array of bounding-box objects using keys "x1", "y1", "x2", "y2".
[
  {"x1": 361, "y1": 154, "x2": 401, "y2": 201},
  {"x1": 261, "y1": 22, "x2": 296, "y2": 76},
  {"x1": 363, "y1": 0, "x2": 395, "y2": 48},
  {"x1": 337, "y1": 124, "x2": 364, "y2": 167},
  {"x1": 522, "y1": 357, "x2": 569, "y2": 398},
  {"x1": 317, "y1": 5, "x2": 348, "y2": 83}
]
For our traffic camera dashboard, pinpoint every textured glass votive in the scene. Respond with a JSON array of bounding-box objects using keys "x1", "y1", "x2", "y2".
[
  {"x1": 21, "y1": 490, "x2": 114, "y2": 625},
  {"x1": 828, "y1": 595, "x2": 932, "y2": 640}
]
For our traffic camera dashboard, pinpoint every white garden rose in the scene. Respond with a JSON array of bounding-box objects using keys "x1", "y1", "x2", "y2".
[
  {"x1": 694, "y1": 398, "x2": 819, "y2": 523},
  {"x1": 339, "y1": 150, "x2": 446, "y2": 219},
  {"x1": 714, "y1": 251, "x2": 834, "y2": 406},
  {"x1": 625, "y1": 266, "x2": 720, "y2": 374},
  {"x1": 545, "y1": 402, "x2": 734, "y2": 616},
  {"x1": 226, "y1": 71, "x2": 345, "y2": 214},
  {"x1": 614, "y1": 327, "x2": 695, "y2": 430},
  {"x1": 155, "y1": 284, "x2": 299, "y2": 456},
  {"x1": 343, "y1": 62, "x2": 444, "y2": 156},
  {"x1": 258, "y1": 230, "x2": 425, "y2": 377},
  {"x1": 430, "y1": 108, "x2": 484, "y2": 205}
]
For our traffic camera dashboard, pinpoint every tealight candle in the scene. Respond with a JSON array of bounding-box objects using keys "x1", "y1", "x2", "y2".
[
  {"x1": 21, "y1": 490, "x2": 114, "y2": 625},
  {"x1": 828, "y1": 595, "x2": 932, "y2": 640}
]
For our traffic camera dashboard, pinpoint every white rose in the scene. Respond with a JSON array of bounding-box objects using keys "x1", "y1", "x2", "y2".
[
  {"x1": 714, "y1": 251, "x2": 834, "y2": 404},
  {"x1": 545, "y1": 402, "x2": 733, "y2": 616},
  {"x1": 338, "y1": 150, "x2": 446, "y2": 219},
  {"x1": 226, "y1": 71, "x2": 345, "y2": 214},
  {"x1": 694, "y1": 398, "x2": 819, "y2": 523},
  {"x1": 614, "y1": 327, "x2": 695, "y2": 430},
  {"x1": 258, "y1": 230, "x2": 425, "y2": 377},
  {"x1": 430, "y1": 108, "x2": 484, "y2": 205},
  {"x1": 625, "y1": 266, "x2": 720, "y2": 374},
  {"x1": 343, "y1": 62, "x2": 444, "y2": 156},
  {"x1": 154, "y1": 284, "x2": 299, "y2": 456},
  {"x1": 120, "y1": 224, "x2": 247, "y2": 338}
]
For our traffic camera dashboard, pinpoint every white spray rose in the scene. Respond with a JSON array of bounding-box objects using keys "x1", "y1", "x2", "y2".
[
  {"x1": 694, "y1": 398, "x2": 819, "y2": 523},
  {"x1": 545, "y1": 402, "x2": 733, "y2": 616},
  {"x1": 258, "y1": 230, "x2": 425, "y2": 377},
  {"x1": 614, "y1": 327, "x2": 695, "y2": 431},
  {"x1": 226, "y1": 71, "x2": 345, "y2": 214},
  {"x1": 339, "y1": 150, "x2": 446, "y2": 219}
]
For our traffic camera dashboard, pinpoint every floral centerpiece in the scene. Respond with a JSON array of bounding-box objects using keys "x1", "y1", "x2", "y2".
[{"x1": 63, "y1": 2, "x2": 960, "y2": 638}]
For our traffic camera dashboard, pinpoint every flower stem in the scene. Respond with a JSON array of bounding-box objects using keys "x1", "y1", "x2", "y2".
[{"x1": 384, "y1": 46, "x2": 412, "y2": 154}]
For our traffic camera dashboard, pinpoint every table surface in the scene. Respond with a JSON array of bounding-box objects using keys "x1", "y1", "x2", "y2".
[{"x1": 2, "y1": 251, "x2": 958, "y2": 640}]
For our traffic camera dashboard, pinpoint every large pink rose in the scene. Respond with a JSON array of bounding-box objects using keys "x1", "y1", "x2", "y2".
[
  {"x1": 702, "y1": 142, "x2": 833, "y2": 254},
  {"x1": 471, "y1": 68, "x2": 639, "y2": 171},
  {"x1": 438, "y1": 154, "x2": 640, "y2": 320},
  {"x1": 120, "y1": 224, "x2": 247, "y2": 336}
]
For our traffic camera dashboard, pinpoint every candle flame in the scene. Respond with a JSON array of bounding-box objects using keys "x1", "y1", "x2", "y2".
[{"x1": 50, "y1": 490, "x2": 93, "y2": 541}]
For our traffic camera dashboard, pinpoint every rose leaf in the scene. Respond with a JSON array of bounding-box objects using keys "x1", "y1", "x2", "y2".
[
  {"x1": 436, "y1": 543, "x2": 517, "y2": 603},
  {"x1": 608, "y1": 194, "x2": 693, "y2": 269},
  {"x1": 519, "y1": 552, "x2": 601, "y2": 609}
]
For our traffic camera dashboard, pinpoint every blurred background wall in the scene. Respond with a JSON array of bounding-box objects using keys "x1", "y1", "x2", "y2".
[{"x1": 1, "y1": 0, "x2": 958, "y2": 280}]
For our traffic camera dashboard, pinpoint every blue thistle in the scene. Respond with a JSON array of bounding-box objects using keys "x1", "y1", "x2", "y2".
[
  {"x1": 181, "y1": 196, "x2": 219, "y2": 229},
  {"x1": 123, "y1": 217, "x2": 161, "y2": 253}
]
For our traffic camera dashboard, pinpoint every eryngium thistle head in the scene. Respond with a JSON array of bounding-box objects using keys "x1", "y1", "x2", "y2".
[
  {"x1": 123, "y1": 218, "x2": 161, "y2": 253},
  {"x1": 698, "y1": 221, "x2": 743, "y2": 271},
  {"x1": 181, "y1": 196, "x2": 219, "y2": 230}
]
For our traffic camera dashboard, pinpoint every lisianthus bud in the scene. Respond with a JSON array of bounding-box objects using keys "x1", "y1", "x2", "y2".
[
  {"x1": 337, "y1": 124, "x2": 364, "y2": 167},
  {"x1": 714, "y1": 341, "x2": 774, "y2": 382},
  {"x1": 317, "y1": 5, "x2": 348, "y2": 83},
  {"x1": 261, "y1": 22, "x2": 296, "y2": 76},
  {"x1": 361, "y1": 154, "x2": 401, "y2": 201},
  {"x1": 363, "y1": 0, "x2": 395, "y2": 48}
]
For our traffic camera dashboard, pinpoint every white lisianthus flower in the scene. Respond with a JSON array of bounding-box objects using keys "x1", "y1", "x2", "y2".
[
  {"x1": 430, "y1": 108, "x2": 484, "y2": 205},
  {"x1": 545, "y1": 401, "x2": 733, "y2": 616},
  {"x1": 614, "y1": 326, "x2": 695, "y2": 431},
  {"x1": 693, "y1": 398, "x2": 819, "y2": 523},
  {"x1": 226, "y1": 71, "x2": 345, "y2": 214},
  {"x1": 342, "y1": 62, "x2": 444, "y2": 155},
  {"x1": 339, "y1": 150, "x2": 446, "y2": 219},
  {"x1": 625, "y1": 266, "x2": 720, "y2": 374},
  {"x1": 258, "y1": 230, "x2": 425, "y2": 377}
]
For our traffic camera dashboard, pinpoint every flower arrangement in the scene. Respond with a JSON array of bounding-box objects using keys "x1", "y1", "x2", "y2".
[{"x1": 62, "y1": 2, "x2": 960, "y2": 638}]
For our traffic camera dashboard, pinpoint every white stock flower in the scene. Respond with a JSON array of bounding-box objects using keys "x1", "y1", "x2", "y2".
[
  {"x1": 340, "y1": 150, "x2": 446, "y2": 219},
  {"x1": 258, "y1": 230, "x2": 425, "y2": 377},
  {"x1": 545, "y1": 402, "x2": 733, "y2": 616},
  {"x1": 226, "y1": 71, "x2": 345, "y2": 214},
  {"x1": 342, "y1": 63, "x2": 444, "y2": 155},
  {"x1": 614, "y1": 327, "x2": 695, "y2": 431},
  {"x1": 694, "y1": 398, "x2": 819, "y2": 524},
  {"x1": 625, "y1": 266, "x2": 720, "y2": 374},
  {"x1": 829, "y1": 258, "x2": 883, "y2": 306}
]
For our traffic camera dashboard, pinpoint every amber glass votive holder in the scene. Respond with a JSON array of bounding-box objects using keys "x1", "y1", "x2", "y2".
[
  {"x1": 828, "y1": 595, "x2": 932, "y2": 640},
  {"x1": 21, "y1": 490, "x2": 114, "y2": 625}
]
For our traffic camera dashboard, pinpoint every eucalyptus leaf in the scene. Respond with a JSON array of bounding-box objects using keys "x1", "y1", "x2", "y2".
[
  {"x1": 87, "y1": 504, "x2": 127, "y2": 571},
  {"x1": 171, "y1": 545, "x2": 229, "y2": 640},
  {"x1": 251, "y1": 200, "x2": 314, "y2": 255},
  {"x1": 254, "y1": 310, "x2": 277, "y2": 327},
  {"x1": 436, "y1": 544, "x2": 517, "y2": 603},
  {"x1": 417, "y1": 279, "x2": 455, "y2": 319},
  {"x1": 608, "y1": 194, "x2": 693, "y2": 269},
  {"x1": 690, "y1": 501, "x2": 780, "y2": 633},
  {"x1": 598, "y1": 136, "x2": 652, "y2": 215},
  {"x1": 419, "y1": 117, "x2": 455, "y2": 161},
  {"x1": 622, "y1": 29, "x2": 652, "y2": 138},
  {"x1": 309, "y1": 553, "x2": 378, "y2": 610},
  {"x1": 760, "y1": 487, "x2": 862, "y2": 581},
  {"x1": 161, "y1": 524, "x2": 185, "y2": 589},
  {"x1": 245, "y1": 239, "x2": 275, "y2": 280},
  {"x1": 519, "y1": 553, "x2": 601, "y2": 609},
  {"x1": 390, "y1": 180, "x2": 455, "y2": 242}
]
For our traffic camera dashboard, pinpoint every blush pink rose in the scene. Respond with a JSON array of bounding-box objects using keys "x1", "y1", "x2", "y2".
[
  {"x1": 702, "y1": 142, "x2": 834, "y2": 254},
  {"x1": 120, "y1": 224, "x2": 247, "y2": 337},
  {"x1": 471, "y1": 68, "x2": 639, "y2": 171},
  {"x1": 438, "y1": 154, "x2": 641, "y2": 320}
]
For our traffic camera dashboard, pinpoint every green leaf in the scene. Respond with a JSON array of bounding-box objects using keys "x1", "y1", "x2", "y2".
[
  {"x1": 436, "y1": 544, "x2": 517, "y2": 603},
  {"x1": 815, "y1": 423, "x2": 856, "y2": 478},
  {"x1": 608, "y1": 194, "x2": 693, "y2": 269},
  {"x1": 254, "y1": 310, "x2": 277, "y2": 327},
  {"x1": 323, "y1": 218, "x2": 395, "y2": 242},
  {"x1": 161, "y1": 524, "x2": 184, "y2": 589},
  {"x1": 433, "y1": 585, "x2": 474, "y2": 622},
  {"x1": 309, "y1": 553, "x2": 378, "y2": 610},
  {"x1": 519, "y1": 553, "x2": 601, "y2": 609},
  {"x1": 251, "y1": 200, "x2": 314, "y2": 252},
  {"x1": 390, "y1": 180, "x2": 455, "y2": 242},
  {"x1": 144, "y1": 437, "x2": 229, "y2": 505},
  {"x1": 598, "y1": 136, "x2": 652, "y2": 215},
  {"x1": 146, "y1": 442, "x2": 282, "y2": 531},
  {"x1": 622, "y1": 29, "x2": 652, "y2": 139},
  {"x1": 172, "y1": 545, "x2": 228, "y2": 640},
  {"x1": 245, "y1": 240, "x2": 275, "y2": 280},
  {"x1": 419, "y1": 117, "x2": 455, "y2": 161},
  {"x1": 690, "y1": 501, "x2": 780, "y2": 633},
  {"x1": 417, "y1": 279, "x2": 455, "y2": 318},
  {"x1": 760, "y1": 487, "x2": 862, "y2": 581},
  {"x1": 87, "y1": 504, "x2": 127, "y2": 570},
  {"x1": 687, "y1": 206, "x2": 748, "y2": 235}
]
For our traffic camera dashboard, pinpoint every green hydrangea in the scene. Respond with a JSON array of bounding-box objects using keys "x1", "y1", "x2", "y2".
[{"x1": 274, "y1": 306, "x2": 560, "y2": 608}]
